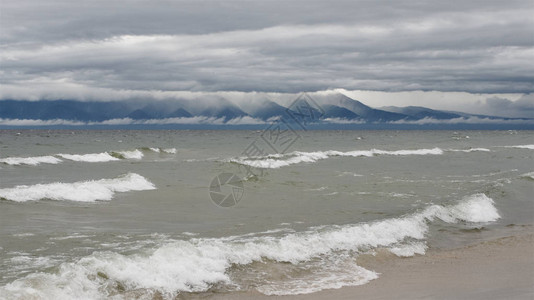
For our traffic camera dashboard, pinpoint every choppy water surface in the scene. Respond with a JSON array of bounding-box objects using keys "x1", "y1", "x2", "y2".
[{"x1": 0, "y1": 130, "x2": 532, "y2": 298}]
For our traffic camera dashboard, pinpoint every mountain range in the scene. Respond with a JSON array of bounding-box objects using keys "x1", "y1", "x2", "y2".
[{"x1": 0, "y1": 93, "x2": 530, "y2": 124}]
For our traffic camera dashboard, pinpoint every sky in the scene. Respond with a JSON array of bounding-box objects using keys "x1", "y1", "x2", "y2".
[{"x1": 0, "y1": 0, "x2": 533, "y2": 117}]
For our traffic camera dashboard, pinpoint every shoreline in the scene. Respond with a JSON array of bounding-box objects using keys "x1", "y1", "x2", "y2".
[{"x1": 207, "y1": 230, "x2": 534, "y2": 300}]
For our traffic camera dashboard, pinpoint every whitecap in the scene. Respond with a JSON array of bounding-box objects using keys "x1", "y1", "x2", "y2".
[
  {"x1": 388, "y1": 241, "x2": 427, "y2": 257},
  {"x1": 57, "y1": 152, "x2": 119, "y2": 163},
  {"x1": 434, "y1": 193, "x2": 500, "y2": 223},
  {"x1": 13, "y1": 233, "x2": 35, "y2": 238},
  {"x1": 305, "y1": 186, "x2": 328, "y2": 191},
  {"x1": 0, "y1": 156, "x2": 62, "y2": 166},
  {"x1": 0, "y1": 194, "x2": 499, "y2": 298},
  {"x1": 0, "y1": 173, "x2": 156, "y2": 202},
  {"x1": 448, "y1": 148, "x2": 491, "y2": 153},
  {"x1": 505, "y1": 144, "x2": 534, "y2": 150},
  {"x1": 162, "y1": 148, "x2": 177, "y2": 154},
  {"x1": 230, "y1": 147, "x2": 444, "y2": 169},
  {"x1": 114, "y1": 149, "x2": 144, "y2": 159},
  {"x1": 337, "y1": 171, "x2": 364, "y2": 177}
]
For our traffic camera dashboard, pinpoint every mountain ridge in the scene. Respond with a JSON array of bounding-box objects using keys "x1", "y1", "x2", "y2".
[{"x1": 0, "y1": 94, "x2": 531, "y2": 124}]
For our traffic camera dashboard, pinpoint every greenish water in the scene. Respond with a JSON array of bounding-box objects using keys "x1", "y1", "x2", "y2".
[{"x1": 0, "y1": 130, "x2": 532, "y2": 298}]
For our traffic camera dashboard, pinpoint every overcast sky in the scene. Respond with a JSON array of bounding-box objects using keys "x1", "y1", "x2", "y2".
[{"x1": 0, "y1": 0, "x2": 533, "y2": 116}]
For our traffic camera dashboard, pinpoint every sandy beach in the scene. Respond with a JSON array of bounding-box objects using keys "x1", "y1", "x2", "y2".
[{"x1": 206, "y1": 229, "x2": 534, "y2": 300}]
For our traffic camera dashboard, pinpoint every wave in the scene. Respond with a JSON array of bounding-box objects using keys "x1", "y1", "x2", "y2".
[
  {"x1": 0, "y1": 155, "x2": 62, "y2": 166},
  {"x1": 0, "y1": 194, "x2": 499, "y2": 298},
  {"x1": 521, "y1": 172, "x2": 534, "y2": 180},
  {"x1": 162, "y1": 148, "x2": 177, "y2": 154},
  {"x1": 112, "y1": 149, "x2": 144, "y2": 159},
  {"x1": 57, "y1": 152, "x2": 119, "y2": 162},
  {"x1": 447, "y1": 147, "x2": 491, "y2": 153},
  {"x1": 1, "y1": 147, "x2": 176, "y2": 167},
  {"x1": 230, "y1": 147, "x2": 444, "y2": 169},
  {"x1": 0, "y1": 173, "x2": 156, "y2": 202},
  {"x1": 505, "y1": 144, "x2": 534, "y2": 149},
  {"x1": 144, "y1": 147, "x2": 177, "y2": 154},
  {"x1": 387, "y1": 241, "x2": 427, "y2": 257}
]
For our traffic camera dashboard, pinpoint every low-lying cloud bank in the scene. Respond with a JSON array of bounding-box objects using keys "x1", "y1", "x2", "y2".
[
  {"x1": 0, "y1": 116, "x2": 269, "y2": 127},
  {"x1": 388, "y1": 116, "x2": 534, "y2": 125},
  {"x1": 1, "y1": 116, "x2": 532, "y2": 127}
]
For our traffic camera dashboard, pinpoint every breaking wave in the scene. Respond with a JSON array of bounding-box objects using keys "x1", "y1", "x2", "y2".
[
  {"x1": 143, "y1": 147, "x2": 177, "y2": 154},
  {"x1": 111, "y1": 149, "x2": 144, "y2": 160},
  {"x1": 505, "y1": 144, "x2": 534, "y2": 150},
  {"x1": 521, "y1": 172, "x2": 534, "y2": 180},
  {"x1": 0, "y1": 147, "x2": 176, "y2": 166},
  {"x1": 230, "y1": 147, "x2": 444, "y2": 169},
  {"x1": 0, "y1": 194, "x2": 499, "y2": 298},
  {"x1": 0, "y1": 173, "x2": 156, "y2": 202},
  {"x1": 57, "y1": 152, "x2": 119, "y2": 162},
  {"x1": 447, "y1": 148, "x2": 491, "y2": 153},
  {"x1": 0, "y1": 155, "x2": 62, "y2": 166}
]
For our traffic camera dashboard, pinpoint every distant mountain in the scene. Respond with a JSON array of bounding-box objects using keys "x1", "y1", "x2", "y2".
[
  {"x1": 437, "y1": 110, "x2": 521, "y2": 120},
  {"x1": 313, "y1": 93, "x2": 410, "y2": 122},
  {"x1": 179, "y1": 96, "x2": 248, "y2": 120},
  {"x1": 285, "y1": 96, "x2": 325, "y2": 122},
  {"x1": 126, "y1": 103, "x2": 166, "y2": 119},
  {"x1": 126, "y1": 103, "x2": 192, "y2": 119},
  {"x1": 380, "y1": 106, "x2": 463, "y2": 120},
  {"x1": 379, "y1": 106, "x2": 529, "y2": 121},
  {"x1": 127, "y1": 109, "x2": 153, "y2": 120},
  {"x1": 321, "y1": 105, "x2": 360, "y2": 119},
  {"x1": 166, "y1": 108, "x2": 192, "y2": 118},
  {"x1": 202, "y1": 106, "x2": 248, "y2": 120},
  {"x1": 0, "y1": 94, "x2": 531, "y2": 127},
  {"x1": 234, "y1": 96, "x2": 288, "y2": 120}
]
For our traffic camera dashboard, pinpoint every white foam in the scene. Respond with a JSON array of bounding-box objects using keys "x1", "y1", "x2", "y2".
[
  {"x1": 437, "y1": 193, "x2": 500, "y2": 223},
  {"x1": 448, "y1": 148, "x2": 491, "y2": 153},
  {"x1": 338, "y1": 171, "x2": 364, "y2": 177},
  {"x1": 256, "y1": 257, "x2": 378, "y2": 295},
  {"x1": 506, "y1": 144, "x2": 534, "y2": 149},
  {"x1": 13, "y1": 233, "x2": 35, "y2": 238},
  {"x1": 231, "y1": 148, "x2": 444, "y2": 169},
  {"x1": 370, "y1": 148, "x2": 444, "y2": 156},
  {"x1": 0, "y1": 173, "x2": 156, "y2": 202},
  {"x1": 0, "y1": 156, "x2": 62, "y2": 166},
  {"x1": 148, "y1": 147, "x2": 176, "y2": 154},
  {"x1": 388, "y1": 242, "x2": 427, "y2": 257},
  {"x1": 1, "y1": 148, "x2": 155, "y2": 166},
  {"x1": 162, "y1": 148, "x2": 177, "y2": 154},
  {"x1": 305, "y1": 186, "x2": 328, "y2": 191},
  {"x1": 0, "y1": 194, "x2": 499, "y2": 298},
  {"x1": 521, "y1": 172, "x2": 534, "y2": 180},
  {"x1": 10, "y1": 256, "x2": 56, "y2": 270},
  {"x1": 115, "y1": 149, "x2": 144, "y2": 159},
  {"x1": 57, "y1": 152, "x2": 119, "y2": 162},
  {"x1": 49, "y1": 234, "x2": 93, "y2": 241}
]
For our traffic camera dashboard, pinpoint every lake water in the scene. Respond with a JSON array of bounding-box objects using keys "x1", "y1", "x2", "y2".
[{"x1": 0, "y1": 130, "x2": 532, "y2": 298}]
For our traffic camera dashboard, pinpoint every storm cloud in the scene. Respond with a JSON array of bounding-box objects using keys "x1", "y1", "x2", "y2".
[{"x1": 1, "y1": 0, "x2": 533, "y2": 104}]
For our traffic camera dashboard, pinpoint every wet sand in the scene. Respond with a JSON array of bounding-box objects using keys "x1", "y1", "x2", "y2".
[{"x1": 207, "y1": 231, "x2": 534, "y2": 300}]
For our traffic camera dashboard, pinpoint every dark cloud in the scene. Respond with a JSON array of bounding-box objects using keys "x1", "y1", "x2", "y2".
[
  {"x1": 479, "y1": 94, "x2": 534, "y2": 118},
  {"x1": 0, "y1": 0, "x2": 533, "y2": 102}
]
